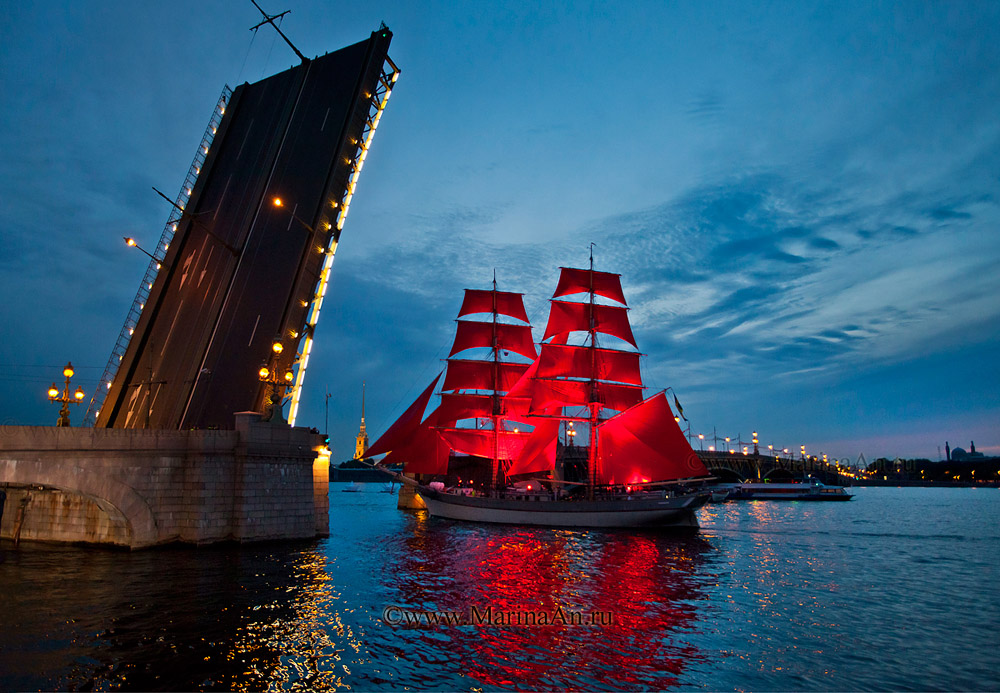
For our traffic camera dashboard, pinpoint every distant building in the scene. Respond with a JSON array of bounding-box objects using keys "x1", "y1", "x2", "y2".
[
  {"x1": 354, "y1": 382, "x2": 369, "y2": 460},
  {"x1": 951, "y1": 441, "x2": 984, "y2": 461}
]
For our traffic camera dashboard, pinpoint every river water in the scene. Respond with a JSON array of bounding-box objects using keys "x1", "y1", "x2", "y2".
[{"x1": 1, "y1": 486, "x2": 998, "y2": 691}]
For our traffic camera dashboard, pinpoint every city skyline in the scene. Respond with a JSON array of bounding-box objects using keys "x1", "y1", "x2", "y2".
[{"x1": 1, "y1": 1, "x2": 997, "y2": 461}]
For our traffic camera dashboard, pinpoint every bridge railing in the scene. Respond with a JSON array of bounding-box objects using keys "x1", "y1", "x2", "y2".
[
  {"x1": 698, "y1": 451, "x2": 858, "y2": 483},
  {"x1": 84, "y1": 86, "x2": 232, "y2": 426}
]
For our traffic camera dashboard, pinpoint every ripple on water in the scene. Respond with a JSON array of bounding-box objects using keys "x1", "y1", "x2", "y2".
[{"x1": 1, "y1": 486, "x2": 998, "y2": 690}]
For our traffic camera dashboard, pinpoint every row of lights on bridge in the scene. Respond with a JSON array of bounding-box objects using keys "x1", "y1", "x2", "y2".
[{"x1": 690, "y1": 429, "x2": 823, "y2": 461}]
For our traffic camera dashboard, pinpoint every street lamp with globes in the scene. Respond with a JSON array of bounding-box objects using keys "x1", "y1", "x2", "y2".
[
  {"x1": 48, "y1": 362, "x2": 85, "y2": 427},
  {"x1": 258, "y1": 339, "x2": 294, "y2": 423}
]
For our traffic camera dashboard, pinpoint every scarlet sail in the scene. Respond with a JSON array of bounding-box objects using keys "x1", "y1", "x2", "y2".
[
  {"x1": 537, "y1": 344, "x2": 642, "y2": 385},
  {"x1": 372, "y1": 283, "x2": 538, "y2": 479},
  {"x1": 364, "y1": 373, "x2": 440, "y2": 458},
  {"x1": 542, "y1": 301, "x2": 636, "y2": 347},
  {"x1": 437, "y1": 392, "x2": 494, "y2": 424},
  {"x1": 449, "y1": 321, "x2": 536, "y2": 359},
  {"x1": 506, "y1": 419, "x2": 560, "y2": 476},
  {"x1": 443, "y1": 360, "x2": 529, "y2": 393},
  {"x1": 528, "y1": 379, "x2": 643, "y2": 414},
  {"x1": 369, "y1": 264, "x2": 710, "y2": 503},
  {"x1": 384, "y1": 421, "x2": 451, "y2": 475},
  {"x1": 438, "y1": 428, "x2": 529, "y2": 461},
  {"x1": 553, "y1": 267, "x2": 628, "y2": 305},
  {"x1": 458, "y1": 289, "x2": 530, "y2": 322},
  {"x1": 596, "y1": 393, "x2": 708, "y2": 485}
]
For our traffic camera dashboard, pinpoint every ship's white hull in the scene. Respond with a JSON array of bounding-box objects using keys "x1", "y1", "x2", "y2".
[
  {"x1": 732, "y1": 481, "x2": 853, "y2": 501},
  {"x1": 419, "y1": 489, "x2": 708, "y2": 529}
]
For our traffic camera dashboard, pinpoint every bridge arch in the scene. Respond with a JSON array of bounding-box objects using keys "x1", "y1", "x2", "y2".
[
  {"x1": 762, "y1": 467, "x2": 796, "y2": 482},
  {"x1": 0, "y1": 459, "x2": 158, "y2": 547},
  {"x1": 706, "y1": 467, "x2": 744, "y2": 483}
]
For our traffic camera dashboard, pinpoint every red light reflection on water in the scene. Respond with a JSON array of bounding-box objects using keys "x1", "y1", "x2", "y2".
[{"x1": 391, "y1": 524, "x2": 711, "y2": 689}]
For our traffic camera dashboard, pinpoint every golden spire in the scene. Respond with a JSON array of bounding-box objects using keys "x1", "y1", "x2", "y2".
[{"x1": 354, "y1": 381, "x2": 368, "y2": 459}]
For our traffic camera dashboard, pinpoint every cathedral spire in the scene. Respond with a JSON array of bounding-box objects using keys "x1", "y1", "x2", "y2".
[{"x1": 354, "y1": 382, "x2": 369, "y2": 459}]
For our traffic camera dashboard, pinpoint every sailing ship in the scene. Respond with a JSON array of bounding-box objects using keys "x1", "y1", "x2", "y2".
[{"x1": 366, "y1": 260, "x2": 712, "y2": 529}]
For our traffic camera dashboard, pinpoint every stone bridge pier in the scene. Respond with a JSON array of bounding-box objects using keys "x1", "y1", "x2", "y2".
[{"x1": 0, "y1": 413, "x2": 329, "y2": 549}]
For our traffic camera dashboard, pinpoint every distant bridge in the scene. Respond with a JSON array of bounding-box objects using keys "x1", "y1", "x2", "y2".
[{"x1": 698, "y1": 451, "x2": 854, "y2": 484}]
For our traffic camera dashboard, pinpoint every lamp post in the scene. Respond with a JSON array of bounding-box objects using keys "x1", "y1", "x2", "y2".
[
  {"x1": 698, "y1": 433, "x2": 704, "y2": 451},
  {"x1": 273, "y1": 197, "x2": 331, "y2": 235},
  {"x1": 152, "y1": 186, "x2": 239, "y2": 256},
  {"x1": 123, "y1": 237, "x2": 158, "y2": 263},
  {"x1": 48, "y1": 362, "x2": 85, "y2": 427},
  {"x1": 258, "y1": 339, "x2": 294, "y2": 424}
]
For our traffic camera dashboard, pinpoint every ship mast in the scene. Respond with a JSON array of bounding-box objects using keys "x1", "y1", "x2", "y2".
[
  {"x1": 491, "y1": 270, "x2": 502, "y2": 493},
  {"x1": 587, "y1": 243, "x2": 599, "y2": 499}
]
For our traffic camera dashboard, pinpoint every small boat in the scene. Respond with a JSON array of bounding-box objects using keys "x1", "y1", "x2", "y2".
[
  {"x1": 709, "y1": 489, "x2": 731, "y2": 503},
  {"x1": 366, "y1": 259, "x2": 712, "y2": 530},
  {"x1": 731, "y1": 478, "x2": 853, "y2": 501},
  {"x1": 707, "y1": 482, "x2": 739, "y2": 502},
  {"x1": 341, "y1": 482, "x2": 363, "y2": 493}
]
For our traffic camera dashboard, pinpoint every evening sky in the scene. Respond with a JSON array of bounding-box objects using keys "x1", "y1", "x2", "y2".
[{"x1": 1, "y1": 1, "x2": 997, "y2": 460}]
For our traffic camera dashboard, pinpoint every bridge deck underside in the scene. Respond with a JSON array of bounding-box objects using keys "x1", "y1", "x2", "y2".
[{"x1": 99, "y1": 32, "x2": 393, "y2": 430}]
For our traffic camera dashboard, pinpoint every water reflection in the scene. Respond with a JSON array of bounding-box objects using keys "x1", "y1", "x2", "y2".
[
  {"x1": 386, "y1": 519, "x2": 713, "y2": 689},
  {"x1": 0, "y1": 542, "x2": 343, "y2": 691},
  {"x1": 4, "y1": 488, "x2": 999, "y2": 691},
  {"x1": 2, "y1": 504, "x2": 717, "y2": 691}
]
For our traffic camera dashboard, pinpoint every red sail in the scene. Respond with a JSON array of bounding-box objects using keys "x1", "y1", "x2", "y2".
[
  {"x1": 443, "y1": 360, "x2": 530, "y2": 393},
  {"x1": 542, "y1": 301, "x2": 636, "y2": 347},
  {"x1": 439, "y1": 428, "x2": 528, "y2": 460},
  {"x1": 506, "y1": 419, "x2": 560, "y2": 476},
  {"x1": 502, "y1": 396, "x2": 533, "y2": 418},
  {"x1": 384, "y1": 423, "x2": 451, "y2": 475},
  {"x1": 596, "y1": 393, "x2": 708, "y2": 485},
  {"x1": 437, "y1": 393, "x2": 493, "y2": 423},
  {"x1": 449, "y1": 321, "x2": 537, "y2": 359},
  {"x1": 457, "y1": 289, "x2": 530, "y2": 322},
  {"x1": 365, "y1": 373, "x2": 441, "y2": 457},
  {"x1": 505, "y1": 358, "x2": 539, "y2": 400},
  {"x1": 553, "y1": 267, "x2": 628, "y2": 305},
  {"x1": 529, "y1": 379, "x2": 643, "y2": 413},
  {"x1": 537, "y1": 344, "x2": 642, "y2": 385},
  {"x1": 529, "y1": 379, "x2": 589, "y2": 411}
]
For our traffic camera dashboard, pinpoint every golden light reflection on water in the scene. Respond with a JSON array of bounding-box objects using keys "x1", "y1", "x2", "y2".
[{"x1": 223, "y1": 551, "x2": 355, "y2": 691}]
